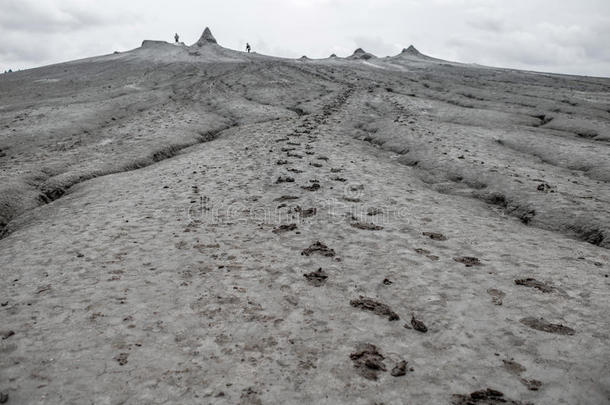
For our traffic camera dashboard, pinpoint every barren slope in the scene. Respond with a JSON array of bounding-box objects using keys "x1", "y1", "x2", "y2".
[{"x1": 1, "y1": 32, "x2": 609, "y2": 404}]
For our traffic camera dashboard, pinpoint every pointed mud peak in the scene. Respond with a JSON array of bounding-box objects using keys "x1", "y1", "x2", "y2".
[
  {"x1": 402, "y1": 45, "x2": 421, "y2": 55},
  {"x1": 353, "y1": 48, "x2": 366, "y2": 55},
  {"x1": 329, "y1": 53, "x2": 337, "y2": 58},
  {"x1": 195, "y1": 27, "x2": 217, "y2": 46}
]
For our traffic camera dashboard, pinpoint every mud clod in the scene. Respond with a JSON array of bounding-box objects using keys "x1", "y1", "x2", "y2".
[
  {"x1": 301, "y1": 183, "x2": 321, "y2": 191},
  {"x1": 410, "y1": 314, "x2": 428, "y2": 333},
  {"x1": 276, "y1": 176, "x2": 295, "y2": 183},
  {"x1": 114, "y1": 352, "x2": 129, "y2": 366},
  {"x1": 514, "y1": 278, "x2": 555, "y2": 293},
  {"x1": 295, "y1": 206, "x2": 317, "y2": 218},
  {"x1": 487, "y1": 289, "x2": 505, "y2": 306},
  {"x1": 454, "y1": 256, "x2": 482, "y2": 267},
  {"x1": 520, "y1": 317, "x2": 575, "y2": 335},
  {"x1": 351, "y1": 222, "x2": 384, "y2": 231},
  {"x1": 452, "y1": 388, "x2": 531, "y2": 405},
  {"x1": 304, "y1": 268, "x2": 328, "y2": 286},
  {"x1": 423, "y1": 231, "x2": 447, "y2": 241},
  {"x1": 350, "y1": 343, "x2": 386, "y2": 380},
  {"x1": 350, "y1": 296, "x2": 400, "y2": 321},
  {"x1": 273, "y1": 224, "x2": 297, "y2": 234},
  {"x1": 301, "y1": 241, "x2": 335, "y2": 257},
  {"x1": 391, "y1": 360, "x2": 408, "y2": 377},
  {"x1": 274, "y1": 195, "x2": 299, "y2": 202}
]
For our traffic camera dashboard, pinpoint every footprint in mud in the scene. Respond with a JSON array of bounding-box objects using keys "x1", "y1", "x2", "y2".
[
  {"x1": 301, "y1": 183, "x2": 321, "y2": 191},
  {"x1": 351, "y1": 222, "x2": 384, "y2": 231},
  {"x1": 487, "y1": 289, "x2": 505, "y2": 305},
  {"x1": 520, "y1": 317, "x2": 575, "y2": 335},
  {"x1": 276, "y1": 176, "x2": 295, "y2": 183},
  {"x1": 452, "y1": 388, "x2": 530, "y2": 405},
  {"x1": 301, "y1": 241, "x2": 335, "y2": 257},
  {"x1": 350, "y1": 296, "x2": 400, "y2": 321},
  {"x1": 514, "y1": 278, "x2": 556, "y2": 293},
  {"x1": 295, "y1": 206, "x2": 317, "y2": 218},
  {"x1": 350, "y1": 343, "x2": 386, "y2": 380},
  {"x1": 304, "y1": 268, "x2": 328, "y2": 286},
  {"x1": 422, "y1": 232, "x2": 447, "y2": 241},
  {"x1": 275, "y1": 195, "x2": 299, "y2": 202},
  {"x1": 454, "y1": 256, "x2": 482, "y2": 267},
  {"x1": 273, "y1": 224, "x2": 298, "y2": 234}
]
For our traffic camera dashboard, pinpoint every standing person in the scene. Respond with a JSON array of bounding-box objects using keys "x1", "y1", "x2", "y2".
[
  {"x1": 246, "y1": 43, "x2": 251, "y2": 53},
  {"x1": 174, "y1": 33, "x2": 180, "y2": 43}
]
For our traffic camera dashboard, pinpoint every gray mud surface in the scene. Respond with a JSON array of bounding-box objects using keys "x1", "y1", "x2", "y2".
[{"x1": 1, "y1": 31, "x2": 609, "y2": 404}]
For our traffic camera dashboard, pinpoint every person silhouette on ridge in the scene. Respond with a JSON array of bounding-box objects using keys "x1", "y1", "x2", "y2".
[
  {"x1": 174, "y1": 33, "x2": 180, "y2": 43},
  {"x1": 246, "y1": 43, "x2": 251, "y2": 53}
]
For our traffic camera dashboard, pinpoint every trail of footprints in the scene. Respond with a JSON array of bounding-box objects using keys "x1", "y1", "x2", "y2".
[{"x1": 263, "y1": 84, "x2": 575, "y2": 397}]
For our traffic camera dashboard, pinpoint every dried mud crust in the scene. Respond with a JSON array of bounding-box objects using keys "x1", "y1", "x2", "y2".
[{"x1": 349, "y1": 343, "x2": 387, "y2": 380}]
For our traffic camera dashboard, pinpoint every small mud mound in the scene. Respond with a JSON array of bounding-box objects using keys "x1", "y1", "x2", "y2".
[
  {"x1": 273, "y1": 224, "x2": 297, "y2": 234},
  {"x1": 514, "y1": 278, "x2": 555, "y2": 293},
  {"x1": 454, "y1": 256, "x2": 482, "y2": 267},
  {"x1": 350, "y1": 343, "x2": 386, "y2": 380},
  {"x1": 520, "y1": 317, "x2": 575, "y2": 335},
  {"x1": 423, "y1": 231, "x2": 447, "y2": 241},
  {"x1": 304, "y1": 268, "x2": 328, "y2": 286},
  {"x1": 301, "y1": 241, "x2": 335, "y2": 257},
  {"x1": 195, "y1": 27, "x2": 217, "y2": 46},
  {"x1": 350, "y1": 296, "x2": 399, "y2": 321},
  {"x1": 452, "y1": 388, "x2": 531, "y2": 405}
]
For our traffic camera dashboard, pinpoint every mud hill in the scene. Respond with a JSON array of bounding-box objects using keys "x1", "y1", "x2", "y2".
[{"x1": 0, "y1": 27, "x2": 609, "y2": 404}]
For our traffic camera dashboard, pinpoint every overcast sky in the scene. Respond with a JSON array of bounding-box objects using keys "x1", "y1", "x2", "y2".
[{"x1": 1, "y1": 0, "x2": 609, "y2": 77}]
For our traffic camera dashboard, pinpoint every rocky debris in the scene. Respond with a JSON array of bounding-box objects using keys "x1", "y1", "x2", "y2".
[
  {"x1": 194, "y1": 27, "x2": 217, "y2": 46},
  {"x1": 487, "y1": 289, "x2": 505, "y2": 305},
  {"x1": 452, "y1": 388, "x2": 531, "y2": 405},
  {"x1": 520, "y1": 317, "x2": 575, "y2": 335},
  {"x1": 514, "y1": 278, "x2": 555, "y2": 293},
  {"x1": 273, "y1": 224, "x2": 297, "y2": 234},
  {"x1": 423, "y1": 231, "x2": 447, "y2": 241},
  {"x1": 301, "y1": 241, "x2": 335, "y2": 257},
  {"x1": 276, "y1": 176, "x2": 295, "y2": 183},
  {"x1": 454, "y1": 256, "x2": 482, "y2": 267},
  {"x1": 391, "y1": 360, "x2": 408, "y2": 377},
  {"x1": 410, "y1": 314, "x2": 428, "y2": 333},
  {"x1": 350, "y1": 343, "x2": 386, "y2": 380},
  {"x1": 274, "y1": 195, "x2": 299, "y2": 202},
  {"x1": 350, "y1": 296, "x2": 400, "y2": 321},
  {"x1": 520, "y1": 378, "x2": 542, "y2": 391},
  {"x1": 304, "y1": 268, "x2": 328, "y2": 286},
  {"x1": 351, "y1": 222, "x2": 384, "y2": 230}
]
